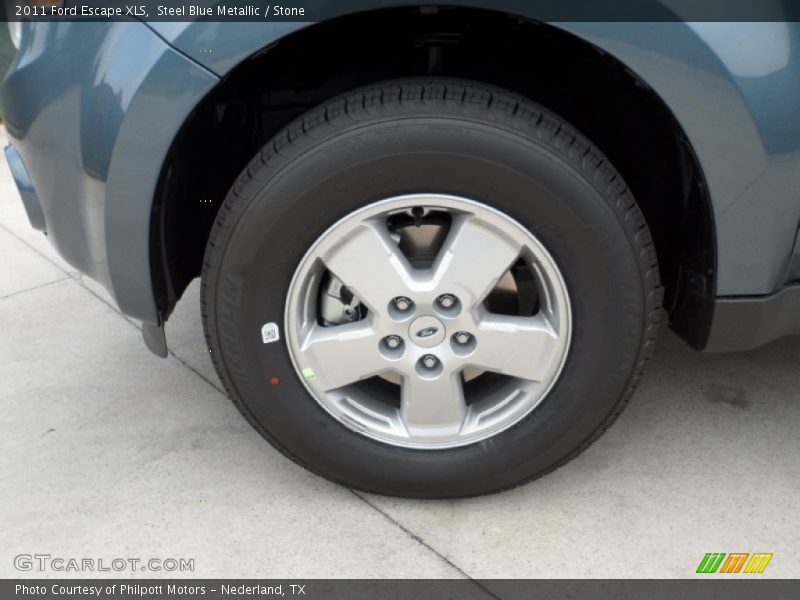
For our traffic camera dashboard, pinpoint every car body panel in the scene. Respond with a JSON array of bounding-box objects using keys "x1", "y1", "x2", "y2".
[
  {"x1": 2, "y1": 6, "x2": 800, "y2": 344},
  {"x1": 150, "y1": 12, "x2": 800, "y2": 297},
  {"x1": 1, "y1": 22, "x2": 219, "y2": 323}
]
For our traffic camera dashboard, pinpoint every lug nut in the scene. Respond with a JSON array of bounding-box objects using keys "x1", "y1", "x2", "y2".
[
  {"x1": 421, "y1": 355, "x2": 438, "y2": 369},
  {"x1": 437, "y1": 294, "x2": 456, "y2": 309},
  {"x1": 394, "y1": 296, "x2": 412, "y2": 311},
  {"x1": 385, "y1": 335, "x2": 402, "y2": 349},
  {"x1": 454, "y1": 331, "x2": 471, "y2": 345}
]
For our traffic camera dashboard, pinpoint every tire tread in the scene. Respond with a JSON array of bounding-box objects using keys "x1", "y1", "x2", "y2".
[{"x1": 201, "y1": 78, "x2": 662, "y2": 498}]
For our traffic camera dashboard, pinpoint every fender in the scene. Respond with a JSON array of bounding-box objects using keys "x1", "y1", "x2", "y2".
[
  {"x1": 147, "y1": 3, "x2": 800, "y2": 296},
  {"x1": 0, "y1": 21, "x2": 220, "y2": 327},
  {"x1": 5, "y1": 8, "x2": 799, "y2": 339}
]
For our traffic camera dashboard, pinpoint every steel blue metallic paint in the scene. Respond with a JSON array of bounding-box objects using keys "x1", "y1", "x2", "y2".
[
  {"x1": 1, "y1": 22, "x2": 219, "y2": 323},
  {"x1": 148, "y1": 11, "x2": 800, "y2": 297},
  {"x1": 103, "y1": 41, "x2": 218, "y2": 323},
  {"x1": 565, "y1": 21, "x2": 800, "y2": 295},
  {"x1": 2, "y1": 6, "x2": 799, "y2": 337},
  {"x1": 4, "y1": 145, "x2": 44, "y2": 231}
]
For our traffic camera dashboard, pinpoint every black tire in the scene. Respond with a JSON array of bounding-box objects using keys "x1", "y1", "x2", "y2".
[{"x1": 201, "y1": 78, "x2": 661, "y2": 498}]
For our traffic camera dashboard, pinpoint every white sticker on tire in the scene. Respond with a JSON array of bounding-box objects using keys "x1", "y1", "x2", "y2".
[{"x1": 261, "y1": 322, "x2": 280, "y2": 344}]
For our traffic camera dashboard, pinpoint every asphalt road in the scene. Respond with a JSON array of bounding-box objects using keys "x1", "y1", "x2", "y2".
[{"x1": 1, "y1": 129, "x2": 799, "y2": 580}]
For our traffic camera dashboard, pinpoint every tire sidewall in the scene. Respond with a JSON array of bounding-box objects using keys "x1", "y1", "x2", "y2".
[{"x1": 207, "y1": 110, "x2": 648, "y2": 497}]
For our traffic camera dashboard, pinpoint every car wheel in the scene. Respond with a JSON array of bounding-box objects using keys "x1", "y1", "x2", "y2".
[{"x1": 201, "y1": 78, "x2": 661, "y2": 498}]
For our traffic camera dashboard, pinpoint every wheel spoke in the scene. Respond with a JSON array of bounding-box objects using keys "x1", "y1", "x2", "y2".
[
  {"x1": 286, "y1": 194, "x2": 572, "y2": 448},
  {"x1": 299, "y1": 321, "x2": 387, "y2": 391},
  {"x1": 472, "y1": 314, "x2": 562, "y2": 382},
  {"x1": 432, "y1": 215, "x2": 521, "y2": 307},
  {"x1": 322, "y1": 221, "x2": 415, "y2": 314},
  {"x1": 400, "y1": 372, "x2": 468, "y2": 436}
]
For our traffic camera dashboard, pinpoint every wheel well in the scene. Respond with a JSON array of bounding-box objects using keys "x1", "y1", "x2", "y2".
[{"x1": 152, "y1": 5, "x2": 716, "y2": 348}]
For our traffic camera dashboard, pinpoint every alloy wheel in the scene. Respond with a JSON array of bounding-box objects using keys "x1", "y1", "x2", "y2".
[{"x1": 285, "y1": 194, "x2": 572, "y2": 449}]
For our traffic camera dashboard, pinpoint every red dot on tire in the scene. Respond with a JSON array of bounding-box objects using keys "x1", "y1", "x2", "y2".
[{"x1": 270, "y1": 376, "x2": 280, "y2": 385}]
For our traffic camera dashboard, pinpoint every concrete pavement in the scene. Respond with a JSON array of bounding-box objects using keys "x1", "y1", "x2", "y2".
[{"x1": 1, "y1": 129, "x2": 799, "y2": 580}]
